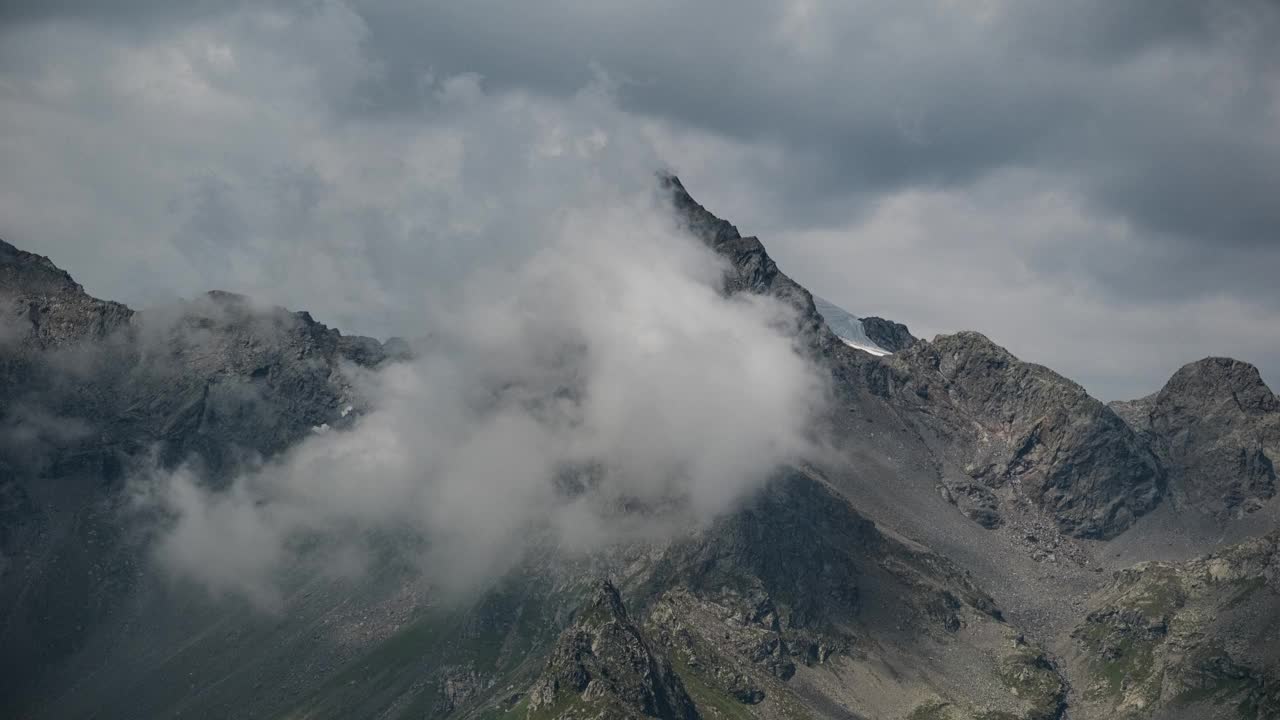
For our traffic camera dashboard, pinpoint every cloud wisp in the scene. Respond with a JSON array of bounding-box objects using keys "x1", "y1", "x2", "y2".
[{"x1": 133, "y1": 181, "x2": 827, "y2": 608}]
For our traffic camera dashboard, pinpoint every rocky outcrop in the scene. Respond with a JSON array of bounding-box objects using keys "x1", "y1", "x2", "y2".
[
  {"x1": 887, "y1": 331, "x2": 1164, "y2": 539},
  {"x1": 0, "y1": 247, "x2": 397, "y2": 479},
  {"x1": 526, "y1": 580, "x2": 700, "y2": 720},
  {"x1": 860, "y1": 316, "x2": 917, "y2": 352},
  {"x1": 1111, "y1": 358, "x2": 1279, "y2": 519},
  {"x1": 633, "y1": 469, "x2": 1052, "y2": 720},
  {"x1": 1071, "y1": 531, "x2": 1280, "y2": 719}
]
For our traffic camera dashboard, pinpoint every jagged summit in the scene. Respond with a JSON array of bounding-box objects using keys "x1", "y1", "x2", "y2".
[
  {"x1": 858, "y1": 315, "x2": 916, "y2": 352},
  {"x1": 663, "y1": 175, "x2": 843, "y2": 360},
  {"x1": 1, "y1": 238, "x2": 133, "y2": 348},
  {"x1": 1110, "y1": 356, "x2": 1280, "y2": 518},
  {"x1": 1162, "y1": 357, "x2": 1278, "y2": 414},
  {"x1": 889, "y1": 329, "x2": 1165, "y2": 538},
  {"x1": 0, "y1": 237, "x2": 85, "y2": 296}
]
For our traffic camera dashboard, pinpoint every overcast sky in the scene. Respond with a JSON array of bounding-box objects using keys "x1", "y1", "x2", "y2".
[{"x1": 1, "y1": 0, "x2": 1277, "y2": 400}]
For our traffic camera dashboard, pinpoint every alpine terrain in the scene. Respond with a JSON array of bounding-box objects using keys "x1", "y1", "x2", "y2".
[{"x1": 1, "y1": 176, "x2": 1276, "y2": 720}]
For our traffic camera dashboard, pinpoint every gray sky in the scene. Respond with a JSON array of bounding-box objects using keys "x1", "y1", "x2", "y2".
[{"x1": 1, "y1": 0, "x2": 1277, "y2": 400}]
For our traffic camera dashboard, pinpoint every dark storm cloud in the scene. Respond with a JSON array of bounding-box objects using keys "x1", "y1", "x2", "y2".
[
  {"x1": 340, "y1": 1, "x2": 1279, "y2": 236},
  {"x1": 325, "y1": 2, "x2": 1280, "y2": 335},
  {"x1": 0, "y1": 0, "x2": 1276, "y2": 397}
]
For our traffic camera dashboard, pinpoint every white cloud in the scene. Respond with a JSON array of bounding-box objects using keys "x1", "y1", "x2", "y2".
[{"x1": 135, "y1": 153, "x2": 825, "y2": 606}]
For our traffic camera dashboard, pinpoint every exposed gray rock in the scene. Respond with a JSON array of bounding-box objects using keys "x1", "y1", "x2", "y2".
[
  {"x1": 527, "y1": 580, "x2": 700, "y2": 720},
  {"x1": 663, "y1": 174, "x2": 842, "y2": 361},
  {"x1": 643, "y1": 469, "x2": 1008, "y2": 671},
  {"x1": 0, "y1": 238, "x2": 133, "y2": 350},
  {"x1": 1070, "y1": 531, "x2": 1280, "y2": 719},
  {"x1": 859, "y1": 316, "x2": 917, "y2": 352},
  {"x1": 886, "y1": 331, "x2": 1165, "y2": 538},
  {"x1": 1112, "y1": 357, "x2": 1279, "y2": 519}
]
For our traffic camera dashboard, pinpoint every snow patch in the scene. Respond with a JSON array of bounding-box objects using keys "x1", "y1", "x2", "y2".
[
  {"x1": 838, "y1": 337, "x2": 890, "y2": 356},
  {"x1": 812, "y1": 296, "x2": 891, "y2": 356}
]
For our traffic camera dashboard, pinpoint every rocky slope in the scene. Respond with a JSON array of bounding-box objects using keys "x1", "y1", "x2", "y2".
[
  {"x1": 1068, "y1": 531, "x2": 1280, "y2": 719},
  {"x1": 664, "y1": 174, "x2": 842, "y2": 362},
  {"x1": 460, "y1": 469, "x2": 1066, "y2": 720},
  {"x1": 881, "y1": 331, "x2": 1164, "y2": 540}
]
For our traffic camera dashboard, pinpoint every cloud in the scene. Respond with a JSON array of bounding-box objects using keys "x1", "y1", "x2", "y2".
[
  {"x1": 1, "y1": 1, "x2": 1276, "y2": 395},
  {"x1": 135, "y1": 170, "x2": 826, "y2": 607}
]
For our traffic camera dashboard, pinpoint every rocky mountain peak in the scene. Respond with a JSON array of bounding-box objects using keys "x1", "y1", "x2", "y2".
[
  {"x1": 0, "y1": 239, "x2": 133, "y2": 349},
  {"x1": 0, "y1": 238, "x2": 84, "y2": 297},
  {"x1": 890, "y1": 329, "x2": 1164, "y2": 538},
  {"x1": 1159, "y1": 357, "x2": 1278, "y2": 415},
  {"x1": 662, "y1": 174, "x2": 842, "y2": 360},
  {"x1": 859, "y1": 315, "x2": 916, "y2": 352},
  {"x1": 1118, "y1": 357, "x2": 1280, "y2": 518},
  {"x1": 925, "y1": 330, "x2": 1020, "y2": 379},
  {"x1": 577, "y1": 579, "x2": 632, "y2": 628}
]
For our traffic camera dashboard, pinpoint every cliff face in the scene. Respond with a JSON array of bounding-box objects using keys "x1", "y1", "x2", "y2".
[
  {"x1": 859, "y1": 316, "x2": 917, "y2": 352},
  {"x1": 882, "y1": 331, "x2": 1164, "y2": 539},
  {"x1": 1111, "y1": 357, "x2": 1279, "y2": 519}
]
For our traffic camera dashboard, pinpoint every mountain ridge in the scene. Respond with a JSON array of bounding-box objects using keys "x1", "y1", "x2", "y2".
[{"x1": 1, "y1": 176, "x2": 1277, "y2": 719}]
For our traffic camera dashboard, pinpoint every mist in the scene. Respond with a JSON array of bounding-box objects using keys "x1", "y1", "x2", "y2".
[
  {"x1": 134, "y1": 170, "x2": 827, "y2": 608},
  {"x1": 0, "y1": 5, "x2": 834, "y2": 607}
]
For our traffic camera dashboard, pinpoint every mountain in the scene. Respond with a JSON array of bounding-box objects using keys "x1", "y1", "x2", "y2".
[
  {"x1": 882, "y1": 331, "x2": 1165, "y2": 539},
  {"x1": 1110, "y1": 358, "x2": 1279, "y2": 520},
  {"x1": 1, "y1": 179, "x2": 1277, "y2": 720}
]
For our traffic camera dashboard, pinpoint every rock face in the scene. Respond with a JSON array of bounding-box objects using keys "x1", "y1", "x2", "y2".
[
  {"x1": 1111, "y1": 358, "x2": 1279, "y2": 518},
  {"x1": 647, "y1": 470, "x2": 1001, "y2": 640},
  {"x1": 1070, "y1": 531, "x2": 1280, "y2": 719},
  {"x1": 886, "y1": 331, "x2": 1165, "y2": 538},
  {"x1": 0, "y1": 239, "x2": 134, "y2": 349},
  {"x1": 859, "y1": 316, "x2": 917, "y2": 352},
  {"x1": 527, "y1": 580, "x2": 700, "y2": 720},
  {"x1": 663, "y1": 174, "x2": 841, "y2": 361},
  {"x1": 0, "y1": 239, "x2": 394, "y2": 476},
  {"x1": 633, "y1": 470, "x2": 1063, "y2": 720}
]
